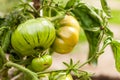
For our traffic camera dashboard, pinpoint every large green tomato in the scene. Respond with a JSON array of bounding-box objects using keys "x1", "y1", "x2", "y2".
[
  {"x1": 31, "y1": 55, "x2": 52, "y2": 72},
  {"x1": 11, "y1": 18, "x2": 55, "y2": 56},
  {"x1": 52, "y1": 15, "x2": 80, "y2": 54}
]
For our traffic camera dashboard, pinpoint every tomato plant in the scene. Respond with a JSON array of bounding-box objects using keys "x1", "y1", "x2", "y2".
[{"x1": 0, "y1": 0, "x2": 119, "y2": 80}]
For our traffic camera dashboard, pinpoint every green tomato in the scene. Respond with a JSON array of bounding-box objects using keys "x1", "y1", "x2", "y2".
[
  {"x1": 64, "y1": 74, "x2": 73, "y2": 80},
  {"x1": 51, "y1": 72, "x2": 73, "y2": 80},
  {"x1": 11, "y1": 18, "x2": 56, "y2": 56},
  {"x1": 58, "y1": 73, "x2": 73, "y2": 80},
  {"x1": 31, "y1": 55, "x2": 52, "y2": 72}
]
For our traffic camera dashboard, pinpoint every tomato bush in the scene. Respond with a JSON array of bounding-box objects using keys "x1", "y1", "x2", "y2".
[{"x1": 0, "y1": 0, "x2": 119, "y2": 80}]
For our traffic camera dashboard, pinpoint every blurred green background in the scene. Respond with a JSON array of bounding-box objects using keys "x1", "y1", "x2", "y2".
[
  {"x1": 109, "y1": 10, "x2": 120, "y2": 25},
  {"x1": 0, "y1": 0, "x2": 19, "y2": 13}
]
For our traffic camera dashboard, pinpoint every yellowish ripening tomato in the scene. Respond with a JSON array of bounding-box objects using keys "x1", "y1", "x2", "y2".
[{"x1": 52, "y1": 15, "x2": 80, "y2": 54}]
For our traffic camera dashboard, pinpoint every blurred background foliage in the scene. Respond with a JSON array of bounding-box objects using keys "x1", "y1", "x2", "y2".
[
  {"x1": 0, "y1": 0, "x2": 19, "y2": 14},
  {"x1": 109, "y1": 10, "x2": 120, "y2": 25}
]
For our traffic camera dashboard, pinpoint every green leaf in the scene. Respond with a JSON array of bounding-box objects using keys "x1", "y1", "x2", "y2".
[
  {"x1": 0, "y1": 18, "x2": 5, "y2": 25},
  {"x1": 53, "y1": 0, "x2": 69, "y2": 8},
  {"x1": 73, "y1": 60, "x2": 80, "y2": 68},
  {"x1": 70, "y1": 59, "x2": 73, "y2": 66},
  {"x1": 103, "y1": 36, "x2": 112, "y2": 47},
  {"x1": 1, "y1": 30, "x2": 11, "y2": 52},
  {"x1": 100, "y1": 0, "x2": 111, "y2": 18},
  {"x1": 111, "y1": 40, "x2": 120, "y2": 72},
  {"x1": 105, "y1": 27, "x2": 113, "y2": 37},
  {"x1": 63, "y1": 62, "x2": 70, "y2": 67},
  {"x1": 97, "y1": 36, "x2": 112, "y2": 55},
  {"x1": 72, "y1": 4, "x2": 102, "y2": 31},
  {"x1": 65, "y1": 0, "x2": 76, "y2": 9},
  {"x1": 85, "y1": 30, "x2": 103, "y2": 64}
]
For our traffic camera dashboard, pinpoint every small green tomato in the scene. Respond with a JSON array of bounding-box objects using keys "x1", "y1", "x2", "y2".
[{"x1": 31, "y1": 55, "x2": 52, "y2": 72}]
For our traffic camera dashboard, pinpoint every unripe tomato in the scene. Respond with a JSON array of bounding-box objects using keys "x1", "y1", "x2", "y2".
[
  {"x1": 52, "y1": 15, "x2": 80, "y2": 54},
  {"x1": 59, "y1": 73, "x2": 73, "y2": 80},
  {"x1": 31, "y1": 55, "x2": 52, "y2": 72},
  {"x1": 11, "y1": 18, "x2": 55, "y2": 56},
  {"x1": 51, "y1": 72, "x2": 73, "y2": 80}
]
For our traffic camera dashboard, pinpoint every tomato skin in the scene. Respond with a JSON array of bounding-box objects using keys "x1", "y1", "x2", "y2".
[
  {"x1": 60, "y1": 15, "x2": 80, "y2": 32},
  {"x1": 52, "y1": 27, "x2": 79, "y2": 53},
  {"x1": 52, "y1": 15, "x2": 80, "y2": 54},
  {"x1": 11, "y1": 18, "x2": 55, "y2": 56},
  {"x1": 31, "y1": 55, "x2": 52, "y2": 72},
  {"x1": 58, "y1": 73, "x2": 73, "y2": 80},
  {"x1": 64, "y1": 74, "x2": 73, "y2": 80},
  {"x1": 51, "y1": 72, "x2": 73, "y2": 80}
]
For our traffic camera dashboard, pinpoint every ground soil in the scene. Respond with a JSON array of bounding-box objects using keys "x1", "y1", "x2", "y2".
[{"x1": 73, "y1": 75, "x2": 120, "y2": 80}]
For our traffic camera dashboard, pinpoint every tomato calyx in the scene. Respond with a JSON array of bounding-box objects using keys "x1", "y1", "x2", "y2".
[{"x1": 33, "y1": 46, "x2": 45, "y2": 52}]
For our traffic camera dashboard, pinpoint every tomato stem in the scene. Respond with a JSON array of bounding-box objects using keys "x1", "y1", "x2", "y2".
[
  {"x1": 33, "y1": 0, "x2": 40, "y2": 10},
  {"x1": 4, "y1": 61, "x2": 39, "y2": 80},
  {"x1": 37, "y1": 69, "x2": 67, "y2": 75},
  {"x1": 0, "y1": 47, "x2": 7, "y2": 64},
  {"x1": 49, "y1": 14, "x2": 65, "y2": 22},
  {"x1": 20, "y1": 0, "x2": 40, "y2": 17}
]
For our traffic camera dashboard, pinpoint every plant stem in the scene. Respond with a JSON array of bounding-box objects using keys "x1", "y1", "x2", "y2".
[
  {"x1": 79, "y1": 54, "x2": 96, "y2": 69},
  {"x1": 96, "y1": 36, "x2": 112, "y2": 57},
  {"x1": 4, "y1": 61, "x2": 39, "y2": 80},
  {"x1": 20, "y1": 0, "x2": 40, "y2": 17},
  {"x1": 33, "y1": 0, "x2": 40, "y2": 10},
  {"x1": 79, "y1": 30, "x2": 105, "y2": 68},
  {"x1": 27, "y1": 3, "x2": 40, "y2": 17},
  {"x1": 37, "y1": 69, "x2": 66, "y2": 75},
  {"x1": 0, "y1": 47, "x2": 7, "y2": 64},
  {"x1": 49, "y1": 13, "x2": 65, "y2": 22}
]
